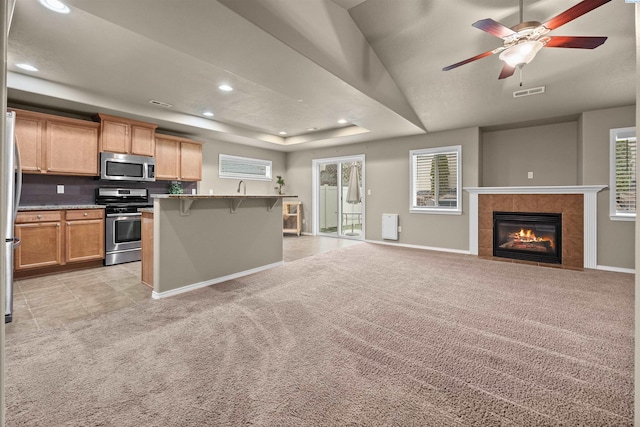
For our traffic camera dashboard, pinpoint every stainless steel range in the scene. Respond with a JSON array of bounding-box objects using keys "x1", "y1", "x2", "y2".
[{"x1": 95, "y1": 188, "x2": 151, "y2": 266}]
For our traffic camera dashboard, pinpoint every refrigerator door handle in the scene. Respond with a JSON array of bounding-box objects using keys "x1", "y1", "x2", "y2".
[{"x1": 13, "y1": 135, "x2": 21, "y2": 220}]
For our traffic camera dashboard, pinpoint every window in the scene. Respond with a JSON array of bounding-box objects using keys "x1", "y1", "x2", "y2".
[
  {"x1": 410, "y1": 145, "x2": 462, "y2": 214},
  {"x1": 610, "y1": 127, "x2": 636, "y2": 220},
  {"x1": 219, "y1": 154, "x2": 272, "y2": 181}
]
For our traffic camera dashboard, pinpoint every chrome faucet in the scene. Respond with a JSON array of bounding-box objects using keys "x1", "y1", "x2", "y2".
[{"x1": 237, "y1": 180, "x2": 246, "y2": 195}]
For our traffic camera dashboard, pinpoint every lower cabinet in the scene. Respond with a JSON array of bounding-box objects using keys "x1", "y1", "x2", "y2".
[
  {"x1": 15, "y1": 209, "x2": 105, "y2": 271},
  {"x1": 14, "y1": 211, "x2": 64, "y2": 270},
  {"x1": 65, "y1": 209, "x2": 105, "y2": 263}
]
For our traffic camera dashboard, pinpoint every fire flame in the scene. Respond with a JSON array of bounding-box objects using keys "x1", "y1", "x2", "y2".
[{"x1": 512, "y1": 228, "x2": 554, "y2": 249}]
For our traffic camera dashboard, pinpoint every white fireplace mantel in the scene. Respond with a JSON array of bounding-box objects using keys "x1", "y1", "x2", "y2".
[{"x1": 464, "y1": 185, "x2": 607, "y2": 269}]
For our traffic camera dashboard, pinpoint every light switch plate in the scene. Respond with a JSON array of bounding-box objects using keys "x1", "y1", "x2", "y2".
[
  {"x1": 527, "y1": 171, "x2": 534, "y2": 179},
  {"x1": 57, "y1": 185, "x2": 64, "y2": 194}
]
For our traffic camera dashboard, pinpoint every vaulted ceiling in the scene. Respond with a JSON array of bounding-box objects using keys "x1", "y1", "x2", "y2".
[{"x1": 7, "y1": 0, "x2": 636, "y2": 151}]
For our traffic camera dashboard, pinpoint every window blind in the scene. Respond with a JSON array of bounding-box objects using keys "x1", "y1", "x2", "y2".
[
  {"x1": 614, "y1": 136, "x2": 636, "y2": 215},
  {"x1": 410, "y1": 146, "x2": 461, "y2": 213},
  {"x1": 219, "y1": 154, "x2": 272, "y2": 181}
]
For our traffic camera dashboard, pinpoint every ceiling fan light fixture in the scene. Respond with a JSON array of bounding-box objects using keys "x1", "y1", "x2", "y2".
[{"x1": 499, "y1": 40, "x2": 544, "y2": 67}]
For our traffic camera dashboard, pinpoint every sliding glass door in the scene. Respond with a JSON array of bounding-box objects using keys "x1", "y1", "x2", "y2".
[{"x1": 313, "y1": 155, "x2": 365, "y2": 239}]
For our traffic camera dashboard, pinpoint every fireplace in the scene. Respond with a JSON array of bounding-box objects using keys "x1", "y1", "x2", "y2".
[{"x1": 493, "y1": 212, "x2": 562, "y2": 264}]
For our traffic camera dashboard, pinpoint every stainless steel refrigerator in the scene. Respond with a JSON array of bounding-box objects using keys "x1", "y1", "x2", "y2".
[{"x1": 3, "y1": 111, "x2": 21, "y2": 323}]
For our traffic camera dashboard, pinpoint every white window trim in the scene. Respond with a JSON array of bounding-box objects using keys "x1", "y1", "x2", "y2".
[
  {"x1": 609, "y1": 127, "x2": 636, "y2": 221},
  {"x1": 409, "y1": 145, "x2": 462, "y2": 215},
  {"x1": 219, "y1": 154, "x2": 272, "y2": 181}
]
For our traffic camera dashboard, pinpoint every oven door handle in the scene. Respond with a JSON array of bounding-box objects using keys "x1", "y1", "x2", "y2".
[{"x1": 106, "y1": 213, "x2": 142, "y2": 218}]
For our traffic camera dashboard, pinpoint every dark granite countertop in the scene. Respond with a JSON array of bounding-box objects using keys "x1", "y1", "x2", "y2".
[{"x1": 18, "y1": 205, "x2": 105, "y2": 211}]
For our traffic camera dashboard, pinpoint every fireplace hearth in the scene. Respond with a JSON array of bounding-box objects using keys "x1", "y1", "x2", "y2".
[{"x1": 493, "y1": 212, "x2": 562, "y2": 264}]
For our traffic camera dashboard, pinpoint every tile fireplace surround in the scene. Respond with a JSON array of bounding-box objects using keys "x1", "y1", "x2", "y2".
[{"x1": 464, "y1": 186, "x2": 607, "y2": 269}]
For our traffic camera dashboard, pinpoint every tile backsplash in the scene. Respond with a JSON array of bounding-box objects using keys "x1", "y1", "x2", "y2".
[{"x1": 19, "y1": 174, "x2": 196, "y2": 206}]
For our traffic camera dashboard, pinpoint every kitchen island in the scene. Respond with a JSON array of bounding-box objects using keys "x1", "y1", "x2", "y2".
[{"x1": 144, "y1": 194, "x2": 295, "y2": 298}]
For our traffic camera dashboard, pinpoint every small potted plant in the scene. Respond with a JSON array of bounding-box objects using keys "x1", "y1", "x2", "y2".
[
  {"x1": 168, "y1": 182, "x2": 184, "y2": 194},
  {"x1": 275, "y1": 175, "x2": 285, "y2": 195}
]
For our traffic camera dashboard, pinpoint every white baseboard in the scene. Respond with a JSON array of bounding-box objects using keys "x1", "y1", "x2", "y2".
[
  {"x1": 151, "y1": 261, "x2": 285, "y2": 299},
  {"x1": 366, "y1": 239, "x2": 471, "y2": 255},
  {"x1": 595, "y1": 265, "x2": 635, "y2": 274}
]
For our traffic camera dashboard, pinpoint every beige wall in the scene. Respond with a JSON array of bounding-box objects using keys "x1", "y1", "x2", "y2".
[
  {"x1": 580, "y1": 105, "x2": 636, "y2": 269},
  {"x1": 287, "y1": 127, "x2": 481, "y2": 251},
  {"x1": 193, "y1": 105, "x2": 635, "y2": 269},
  {"x1": 200, "y1": 140, "x2": 286, "y2": 196},
  {"x1": 482, "y1": 122, "x2": 578, "y2": 187}
]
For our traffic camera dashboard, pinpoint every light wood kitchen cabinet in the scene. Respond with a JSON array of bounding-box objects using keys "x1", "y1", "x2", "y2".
[
  {"x1": 14, "y1": 209, "x2": 105, "y2": 272},
  {"x1": 65, "y1": 209, "x2": 105, "y2": 263},
  {"x1": 14, "y1": 211, "x2": 63, "y2": 270},
  {"x1": 95, "y1": 113, "x2": 157, "y2": 156},
  {"x1": 155, "y1": 135, "x2": 180, "y2": 180},
  {"x1": 180, "y1": 141, "x2": 202, "y2": 181},
  {"x1": 13, "y1": 110, "x2": 45, "y2": 173},
  {"x1": 155, "y1": 133, "x2": 203, "y2": 181},
  {"x1": 46, "y1": 119, "x2": 100, "y2": 175},
  {"x1": 11, "y1": 109, "x2": 100, "y2": 176}
]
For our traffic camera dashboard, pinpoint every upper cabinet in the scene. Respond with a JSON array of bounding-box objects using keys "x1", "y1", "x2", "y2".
[
  {"x1": 13, "y1": 110, "x2": 45, "y2": 173},
  {"x1": 95, "y1": 113, "x2": 157, "y2": 157},
  {"x1": 155, "y1": 134, "x2": 203, "y2": 181},
  {"x1": 12, "y1": 109, "x2": 100, "y2": 176}
]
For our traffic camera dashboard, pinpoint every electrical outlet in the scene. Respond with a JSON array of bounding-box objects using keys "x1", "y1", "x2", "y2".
[
  {"x1": 57, "y1": 185, "x2": 64, "y2": 194},
  {"x1": 302, "y1": 218, "x2": 306, "y2": 224},
  {"x1": 527, "y1": 171, "x2": 534, "y2": 179},
  {"x1": 367, "y1": 189, "x2": 371, "y2": 196},
  {"x1": 191, "y1": 188, "x2": 197, "y2": 195},
  {"x1": 398, "y1": 225, "x2": 402, "y2": 232}
]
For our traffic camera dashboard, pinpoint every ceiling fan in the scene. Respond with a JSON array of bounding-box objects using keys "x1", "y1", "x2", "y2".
[{"x1": 442, "y1": 0, "x2": 611, "y2": 82}]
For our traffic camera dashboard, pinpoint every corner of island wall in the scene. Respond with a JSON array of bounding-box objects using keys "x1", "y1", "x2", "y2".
[{"x1": 143, "y1": 194, "x2": 296, "y2": 298}]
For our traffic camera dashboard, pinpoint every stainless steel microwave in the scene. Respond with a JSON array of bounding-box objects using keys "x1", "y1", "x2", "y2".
[{"x1": 100, "y1": 152, "x2": 156, "y2": 182}]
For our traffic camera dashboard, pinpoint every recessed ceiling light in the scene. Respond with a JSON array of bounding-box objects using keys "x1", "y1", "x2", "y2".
[
  {"x1": 337, "y1": 119, "x2": 348, "y2": 124},
  {"x1": 278, "y1": 131, "x2": 287, "y2": 135},
  {"x1": 203, "y1": 111, "x2": 214, "y2": 117},
  {"x1": 16, "y1": 63, "x2": 38, "y2": 72},
  {"x1": 307, "y1": 127, "x2": 318, "y2": 131},
  {"x1": 218, "y1": 84, "x2": 233, "y2": 92},
  {"x1": 39, "y1": 0, "x2": 70, "y2": 14}
]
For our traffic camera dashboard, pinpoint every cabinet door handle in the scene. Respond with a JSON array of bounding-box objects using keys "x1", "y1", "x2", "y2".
[
  {"x1": 36, "y1": 214, "x2": 42, "y2": 219},
  {"x1": 56, "y1": 223, "x2": 60, "y2": 227},
  {"x1": 66, "y1": 222, "x2": 70, "y2": 226},
  {"x1": 83, "y1": 212, "x2": 88, "y2": 216}
]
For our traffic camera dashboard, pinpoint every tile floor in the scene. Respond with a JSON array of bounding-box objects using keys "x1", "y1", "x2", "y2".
[{"x1": 6, "y1": 235, "x2": 362, "y2": 334}]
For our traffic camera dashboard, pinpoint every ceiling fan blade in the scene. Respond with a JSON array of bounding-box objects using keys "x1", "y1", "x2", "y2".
[
  {"x1": 442, "y1": 48, "x2": 504, "y2": 71},
  {"x1": 544, "y1": 35, "x2": 607, "y2": 49},
  {"x1": 472, "y1": 18, "x2": 516, "y2": 39},
  {"x1": 498, "y1": 64, "x2": 516, "y2": 80},
  {"x1": 542, "y1": 0, "x2": 612, "y2": 31}
]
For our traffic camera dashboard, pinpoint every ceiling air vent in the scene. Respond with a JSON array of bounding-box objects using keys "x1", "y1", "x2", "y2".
[
  {"x1": 513, "y1": 86, "x2": 545, "y2": 98},
  {"x1": 148, "y1": 99, "x2": 173, "y2": 108}
]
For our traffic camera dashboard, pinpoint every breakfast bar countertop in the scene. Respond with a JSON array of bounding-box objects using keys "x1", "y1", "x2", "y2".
[{"x1": 151, "y1": 194, "x2": 296, "y2": 199}]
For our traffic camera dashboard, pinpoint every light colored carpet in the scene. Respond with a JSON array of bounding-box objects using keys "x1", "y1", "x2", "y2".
[{"x1": 5, "y1": 243, "x2": 634, "y2": 426}]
